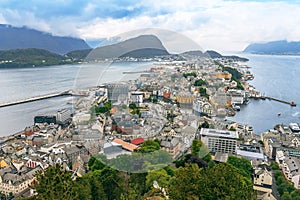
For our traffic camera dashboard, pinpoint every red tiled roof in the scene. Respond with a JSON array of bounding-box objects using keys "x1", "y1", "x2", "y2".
[
  {"x1": 112, "y1": 138, "x2": 138, "y2": 152},
  {"x1": 131, "y1": 137, "x2": 145, "y2": 145}
]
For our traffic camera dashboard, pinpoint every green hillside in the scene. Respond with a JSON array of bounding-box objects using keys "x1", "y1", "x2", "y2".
[{"x1": 0, "y1": 48, "x2": 73, "y2": 68}]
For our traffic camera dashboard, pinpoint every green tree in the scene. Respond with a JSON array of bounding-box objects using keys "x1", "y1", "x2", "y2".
[
  {"x1": 227, "y1": 156, "x2": 253, "y2": 179},
  {"x1": 169, "y1": 164, "x2": 203, "y2": 200},
  {"x1": 76, "y1": 175, "x2": 107, "y2": 200},
  {"x1": 136, "y1": 140, "x2": 160, "y2": 153},
  {"x1": 33, "y1": 164, "x2": 79, "y2": 200},
  {"x1": 290, "y1": 190, "x2": 300, "y2": 200},
  {"x1": 183, "y1": 72, "x2": 197, "y2": 78},
  {"x1": 92, "y1": 167, "x2": 125, "y2": 200},
  {"x1": 200, "y1": 121, "x2": 210, "y2": 128},
  {"x1": 281, "y1": 192, "x2": 292, "y2": 200},
  {"x1": 169, "y1": 163, "x2": 255, "y2": 200},
  {"x1": 88, "y1": 156, "x2": 106, "y2": 171},
  {"x1": 128, "y1": 173, "x2": 147, "y2": 198},
  {"x1": 224, "y1": 67, "x2": 242, "y2": 80},
  {"x1": 203, "y1": 163, "x2": 255, "y2": 200},
  {"x1": 129, "y1": 103, "x2": 137, "y2": 110},
  {"x1": 146, "y1": 169, "x2": 171, "y2": 190},
  {"x1": 270, "y1": 161, "x2": 280, "y2": 170},
  {"x1": 191, "y1": 140, "x2": 202, "y2": 156},
  {"x1": 199, "y1": 87, "x2": 208, "y2": 98},
  {"x1": 194, "y1": 79, "x2": 207, "y2": 86},
  {"x1": 278, "y1": 182, "x2": 295, "y2": 196}
]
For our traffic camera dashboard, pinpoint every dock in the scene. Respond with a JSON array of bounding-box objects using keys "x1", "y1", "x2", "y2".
[
  {"x1": 0, "y1": 91, "x2": 86, "y2": 108},
  {"x1": 258, "y1": 96, "x2": 296, "y2": 106}
]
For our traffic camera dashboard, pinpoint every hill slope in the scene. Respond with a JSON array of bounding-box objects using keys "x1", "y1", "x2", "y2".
[
  {"x1": 181, "y1": 50, "x2": 249, "y2": 61},
  {"x1": 0, "y1": 48, "x2": 72, "y2": 67},
  {"x1": 0, "y1": 24, "x2": 90, "y2": 55},
  {"x1": 86, "y1": 35, "x2": 169, "y2": 60},
  {"x1": 244, "y1": 40, "x2": 300, "y2": 55}
]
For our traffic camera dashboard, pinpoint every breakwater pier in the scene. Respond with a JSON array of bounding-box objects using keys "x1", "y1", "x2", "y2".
[
  {"x1": 0, "y1": 91, "x2": 86, "y2": 108},
  {"x1": 251, "y1": 95, "x2": 296, "y2": 107}
]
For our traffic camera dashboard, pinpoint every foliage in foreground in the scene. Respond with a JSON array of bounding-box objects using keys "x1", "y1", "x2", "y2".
[{"x1": 21, "y1": 154, "x2": 256, "y2": 200}]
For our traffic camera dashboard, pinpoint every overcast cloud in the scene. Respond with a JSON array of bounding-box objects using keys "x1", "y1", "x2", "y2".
[{"x1": 0, "y1": 0, "x2": 299, "y2": 52}]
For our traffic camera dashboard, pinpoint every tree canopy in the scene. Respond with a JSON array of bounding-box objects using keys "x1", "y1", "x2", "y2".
[
  {"x1": 25, "y1": 153, "x2": 255, "y2": 199},
  {"x1": 169, "y1": 163, "x2": 255, "y2": 200}
]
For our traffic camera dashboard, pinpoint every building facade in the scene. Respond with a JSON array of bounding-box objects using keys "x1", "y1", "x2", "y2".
[
  {"x1": 56, "y1": 109, "x2": 72, "y2": 124},
  {"x1": 107, "y1": 83, "x2": 129, "y2": 102},
  {"x1": 200, "y1": 128, "x2": 238, "y2": 154}
]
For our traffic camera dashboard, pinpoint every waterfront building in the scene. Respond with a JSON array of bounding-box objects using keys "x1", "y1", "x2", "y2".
[
  {"x1": 107, "y1": 83, "x2": 129, "y2": 102},
  {"x1": 56, "y1": 109, "x2": 72, "y2": 124},
  {"x1": 210, "y1": 91, "x2": 231, "y2": 108},
  {"x1": 200, "y1": 128, "x2": 238, "y2": 154},
  {"x1": 34, "y1": 116, "x2": 56, "y2": 125},
  {"x1": 192, "y1": 98, "x2": 214, "y2": 116}
]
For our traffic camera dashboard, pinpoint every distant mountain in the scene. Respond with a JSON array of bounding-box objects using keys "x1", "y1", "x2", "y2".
[
  {"x1": 181, "y1": 50, "x2": 249, "y2": 61},
  {"x1": 120, "y1": 48, "x2": 169, "y2": 58},
  {"x1": 244, "y1": 40, "x2": 300, "y2": 55},
  {"x1": 180, "y1": 50, "x2": 206, "y2": 57},
  {"x1": 86, "y1": 35, "x2": 169, "y2": 60},
  {"x1": 65, "y1": 49, "x2": 93, "y2": 60},
  {"x1": 0, "y1": 48, "x2": 72, "y2": 68},
  {"x1": 0, "y1": 24, "x2": 90, "y2": 55},
  {"x1": 205, "y1": 50, "x2": 223, "y2": 58}
]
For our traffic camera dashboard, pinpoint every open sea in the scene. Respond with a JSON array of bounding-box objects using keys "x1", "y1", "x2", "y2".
[{"x1": 228, "y1": 54, "x2": 300, "y2": 133}]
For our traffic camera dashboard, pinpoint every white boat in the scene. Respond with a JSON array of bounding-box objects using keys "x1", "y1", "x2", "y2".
[
  {"x1": 289, "y1": 123, "x2": 300, "y2": 132},
  {"x1": 232, "y1": 104, "x2": 241, "y2": 111}
]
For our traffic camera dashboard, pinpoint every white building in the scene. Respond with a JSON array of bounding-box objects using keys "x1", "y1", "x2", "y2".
[
  {"x1": 253, "y1": 166, "x2": 275, "y2": 200},
  {"x1": 72, "y1": 113, "x2": 91, "y2": 124},
  {"x1": 192, "y1": 99, "x2": 213, "y2": 116},
  {"x1": 56, "y1": 109, "x2": 72, "y2": 124},
  {"x1": 282, "y1": 157, "x2": 300, "y2": 189},
  {"x1": 231, "y1": 95, "x2": 244, "y2": 105},
  {"x1": 200, "y1": 128, "x2": 238, "y2": 154},
  {"x1": 131, "y1": 91, "x2": 144, "y2": 104},
  {"x1": 107, "y1": 83, "x2": 129, "y2": 102}
]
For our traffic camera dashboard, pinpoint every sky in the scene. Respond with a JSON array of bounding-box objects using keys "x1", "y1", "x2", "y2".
[{"x1": 0, "y1": 0, "x2": 299, "y2": 52}]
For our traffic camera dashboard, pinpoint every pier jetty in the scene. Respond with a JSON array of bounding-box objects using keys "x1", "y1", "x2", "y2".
[
  {"x1": 0, "y1": 90, "x2": 85, "y2": 108},
  {"x1": 253, "y1": 95, "x2": 296, "y2": 107},
  {"x1": 263, "y1": 96, "x2": 296, "y2": 106}
]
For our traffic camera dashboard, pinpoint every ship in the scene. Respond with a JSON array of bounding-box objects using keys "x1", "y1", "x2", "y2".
[
  {"x1": 289, "y1": 123, "x2": 300, "y2": 132},
  {"x1": 232, "y1": 104, "x2": 241, "y2": 111}
]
